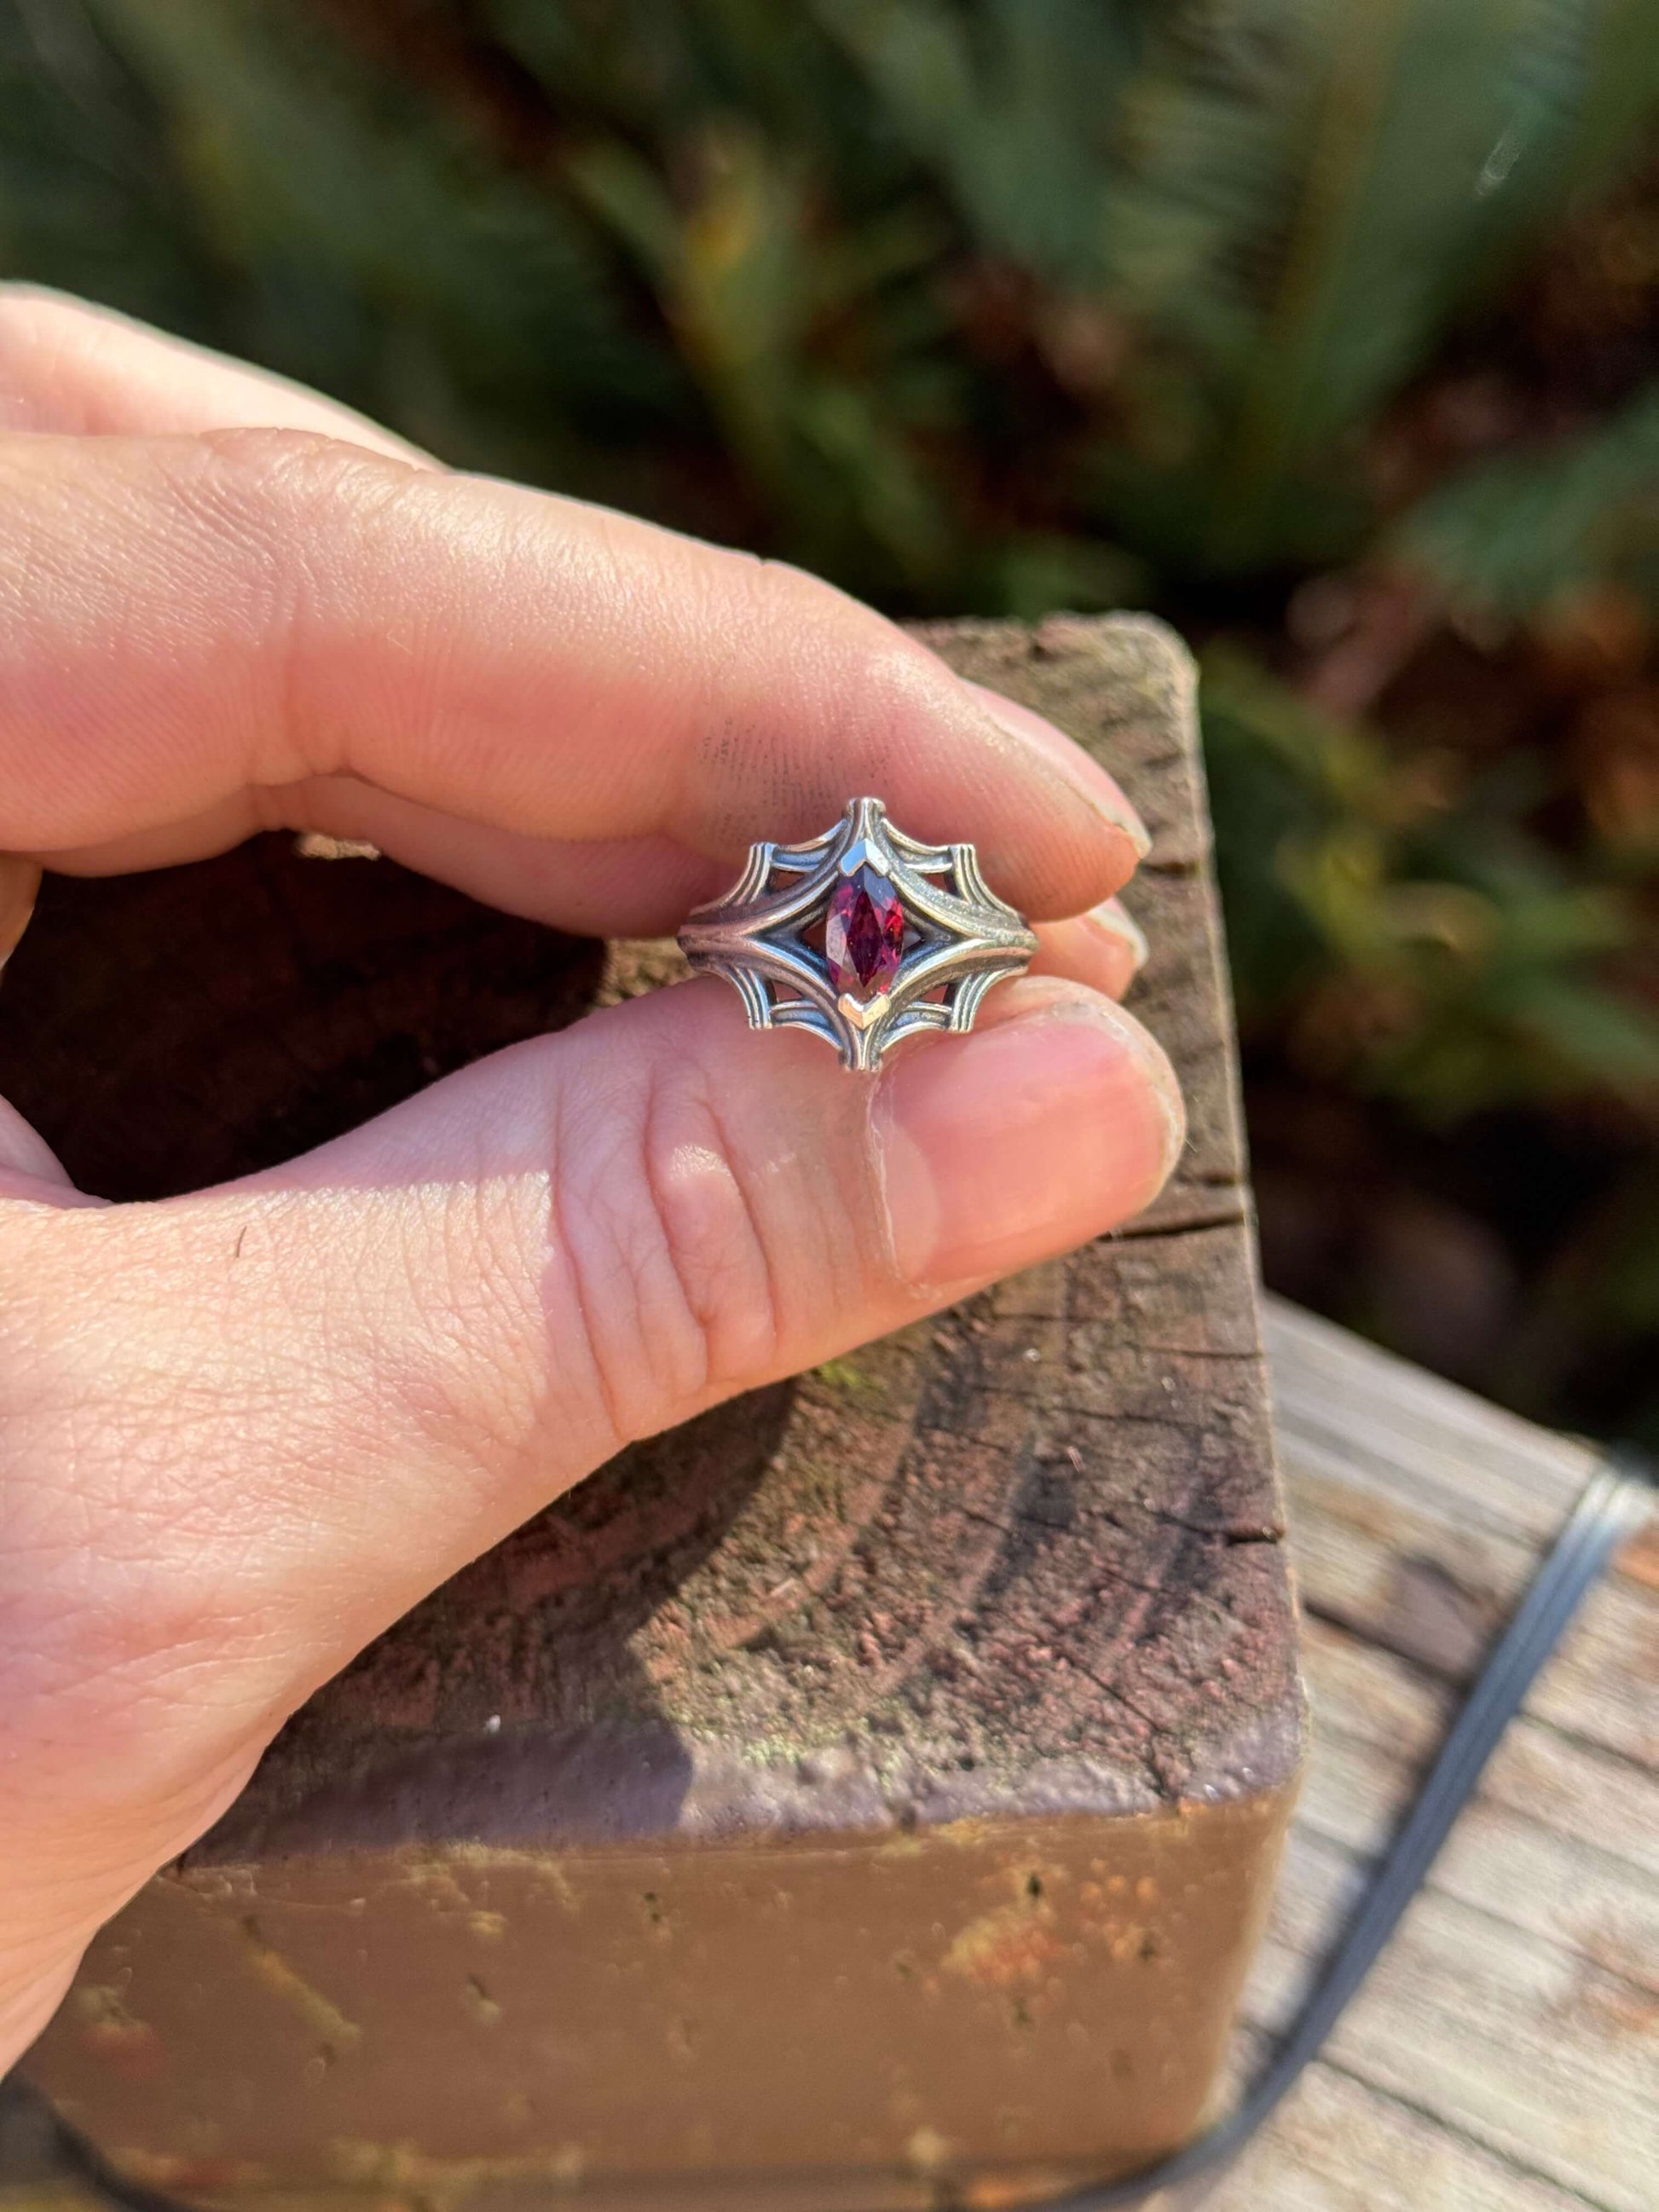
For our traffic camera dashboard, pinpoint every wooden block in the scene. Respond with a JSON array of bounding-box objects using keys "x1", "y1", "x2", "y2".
[{"x1": 13, "y1": 617, "x2": 1304, "y2": 2209}]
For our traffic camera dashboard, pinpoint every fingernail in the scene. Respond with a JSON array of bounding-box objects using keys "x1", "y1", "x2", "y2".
[
  {"x1": 1083, "y1": 896, "x2": 1149, "y2": 979},
  {"x1": 964, "y1": 680, "x2": 1152, "y2": 859},
  {"x1": 874, "y1": 981, "x2": 1184, "y2": 1289}
]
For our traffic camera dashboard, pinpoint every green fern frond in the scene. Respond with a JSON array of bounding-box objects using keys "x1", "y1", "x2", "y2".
[
  {"x1": 1392, "y1": 381, "x2": 1659, "y2": 618},
  {"x1": 813, "y1": 0, "x2": 1139, "y2": 280}
]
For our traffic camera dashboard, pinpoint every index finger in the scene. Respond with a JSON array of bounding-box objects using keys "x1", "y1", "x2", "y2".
[{"x1": 0, "y1": 430, "x2": 1146, "y2": 921}]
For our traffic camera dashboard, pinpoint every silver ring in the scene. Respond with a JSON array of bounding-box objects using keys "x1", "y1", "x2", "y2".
[{"x1": 678, "y1": 797, "x2": 1038, "y2": 1071}]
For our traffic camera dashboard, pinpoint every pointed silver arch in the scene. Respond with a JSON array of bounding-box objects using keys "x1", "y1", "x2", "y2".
[{"x1": 678, "y1": 797, "x2": 1038, "y2": 1071}]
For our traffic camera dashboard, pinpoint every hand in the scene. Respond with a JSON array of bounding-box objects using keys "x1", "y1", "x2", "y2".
[{"x1": 0, "y1": 289, "x2": 1182, "y2": 2067}]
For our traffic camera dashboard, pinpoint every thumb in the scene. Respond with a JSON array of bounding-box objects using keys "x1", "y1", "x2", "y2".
[
  {"x1": 17, "y1": 971, "x2": 1182, "y2": 1681},
  {"x1": 0, "y1": 968, "x2": 1180, "y2": 2048}
]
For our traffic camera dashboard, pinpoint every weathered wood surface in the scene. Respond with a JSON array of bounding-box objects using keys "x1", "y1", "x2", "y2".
[
  {"x1": 3, "y1": 1302, "x2": 1650, "y2": 2209},
  {"x1": 1207, "y1": 1297, "x2": 1658, "y2": 2212},
  {"x1": 6, "y1": 617, "x2": 1302, "y2": 2205}
]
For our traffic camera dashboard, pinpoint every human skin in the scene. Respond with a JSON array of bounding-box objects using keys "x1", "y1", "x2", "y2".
[{"x1": 0, "y1": 289, "x2": 1182, "y2": 2071}]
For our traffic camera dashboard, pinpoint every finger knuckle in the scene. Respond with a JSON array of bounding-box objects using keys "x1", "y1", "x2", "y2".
[
  {"x1": 150, "y1": 428, "x2": 426, "y2": 772},
  {"x1": 557, "y1": 1061, "x2": 781, "y2": 1443}
]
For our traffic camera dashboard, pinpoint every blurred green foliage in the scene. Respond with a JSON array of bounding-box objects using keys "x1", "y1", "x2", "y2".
[
  {"x1": 1204, "y1": 648, "x2": 1659, "y2": 1115},
  {"x1": 3, "y1": 0, "x2": 1659, "y2": 1429},
  {"x1": 7, "y1": 0, "x2": 1653, "y2": 586}
]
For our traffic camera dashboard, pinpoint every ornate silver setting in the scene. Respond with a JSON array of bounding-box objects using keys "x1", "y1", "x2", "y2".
[{"x1": 678, "y1": 797, "x2": 1038, "y2": 1071}]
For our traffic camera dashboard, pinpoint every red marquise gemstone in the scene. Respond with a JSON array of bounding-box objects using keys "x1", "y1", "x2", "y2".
[{"x1": 825, "y1": 866, "x2": 904, "y2": 996}]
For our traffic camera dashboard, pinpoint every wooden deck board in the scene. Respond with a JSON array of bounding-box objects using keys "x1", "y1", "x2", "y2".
[
  {"x1": 3, "y1": 1296, "x2": 1651, "y2": 2209},
  {"x1": 1211, "y1": 1297, "x2": 1656, "y2": 2212}
]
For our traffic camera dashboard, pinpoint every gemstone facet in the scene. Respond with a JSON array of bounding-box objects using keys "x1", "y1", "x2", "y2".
[{"x1": 825, "y1": 866, "x2": 904, "y2": 997}]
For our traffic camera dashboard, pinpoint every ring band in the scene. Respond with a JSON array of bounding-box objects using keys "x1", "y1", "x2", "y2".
[{"x1": 678, "y1": 798, "x2": 1038, "y2": 1071}]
